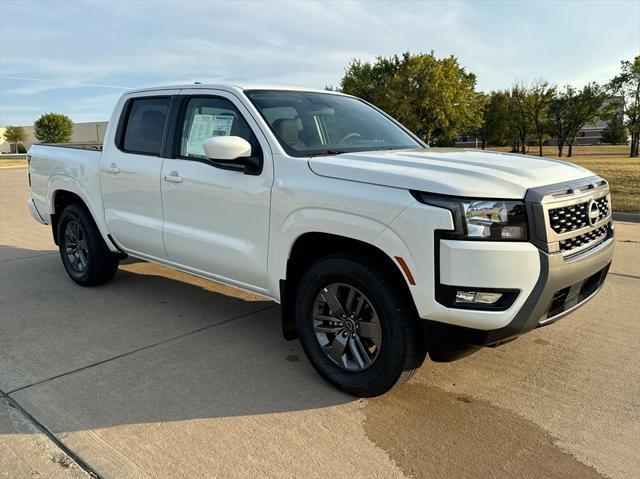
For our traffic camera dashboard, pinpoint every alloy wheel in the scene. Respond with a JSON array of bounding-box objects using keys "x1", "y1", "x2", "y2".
[
  {"x1": 312, "y1": 283, "x2": 382, "y2": 371},
  {"x1": 64, "y1": 219, "x2": 89, "y2": 273}
]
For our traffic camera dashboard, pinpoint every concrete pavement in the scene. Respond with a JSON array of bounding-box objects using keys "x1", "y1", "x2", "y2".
[{"x1": 1, "y1": 167, "x2": 638, "y2": 478}]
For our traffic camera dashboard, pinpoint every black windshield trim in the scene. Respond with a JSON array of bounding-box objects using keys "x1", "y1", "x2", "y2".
[{"x1": 244, "y1": 89, "x2": 424, "y2": 158}]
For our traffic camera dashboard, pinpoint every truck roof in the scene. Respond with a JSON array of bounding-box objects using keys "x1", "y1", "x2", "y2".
[{"x1": 123, "y1": 83, "x2": 346, "y2": 96}]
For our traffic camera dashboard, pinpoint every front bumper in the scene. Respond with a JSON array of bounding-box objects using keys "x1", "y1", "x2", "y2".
[{"x1": 428, "y1": 231, "x2": 614, "y2": 352}]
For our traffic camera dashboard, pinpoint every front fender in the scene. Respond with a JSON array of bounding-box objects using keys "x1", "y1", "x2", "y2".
[{"x1": 268, "y1": 207, "x2": 412, "y2": 299}]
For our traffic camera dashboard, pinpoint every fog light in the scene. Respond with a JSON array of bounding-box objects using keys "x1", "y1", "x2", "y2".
[{"x1": 455, "y1": 291, "x2": 503, "y2": 305}]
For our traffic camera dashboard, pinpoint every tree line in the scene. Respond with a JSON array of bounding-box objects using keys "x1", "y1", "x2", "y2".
[{"x1": 336, "y1": 53, "x2": 639, "y2": 158}]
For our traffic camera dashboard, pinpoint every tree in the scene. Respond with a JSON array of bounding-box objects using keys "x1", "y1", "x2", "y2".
[
  {"x1": 478, "y1": 90, "x2": 512, "y2": 148},
  {"x1": 549, "y1": 86, "x2": 577, "y2": 157},
  {"x1": 549, "y1": 83, "x2": 610, "y2": 157},
  {"x1": 3, "y1": 125, "x2": 27, "y2": 154},
  {"x1": 608, "y1": 56, "x2": 640, "y2": 157},
  {"x1": 527, "y1": 80, "x2": 556, "y2": 156},
  {"x1": 34, "y1": 113, "x2": 73, "y2": 143},
  {"x1": 508, "y1": 83, "x2": 529, "y2": 154},
  {"x1": 505, "y1": 80, "x2": 556, "y2": 156},
  {"x1": 340, "y1": 52, "x2": 483, "y2": 145},
  {"x1": 340, "y1": 56, "x2": 400, "y2": 104},
  {"x1": 601, "y1": 113, "x2": 628, "y2": 144}
]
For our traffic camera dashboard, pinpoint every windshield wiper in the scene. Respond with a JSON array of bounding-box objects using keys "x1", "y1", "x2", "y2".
[{"x1": 306, "y1": 150, "x2": 348, "y2": 158}]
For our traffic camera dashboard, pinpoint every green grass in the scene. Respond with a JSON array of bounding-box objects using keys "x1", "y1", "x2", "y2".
[{"x1": 488, "y1": 145, "x2": 639, "y2": 213}]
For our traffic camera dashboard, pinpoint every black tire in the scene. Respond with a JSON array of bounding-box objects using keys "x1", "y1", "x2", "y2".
[
  {"x1": 57, "y1": 204, "x2": 119, "y2": 286},
  {"x1": 295, "y1": 253, "x2": 426, "y2": 397}
]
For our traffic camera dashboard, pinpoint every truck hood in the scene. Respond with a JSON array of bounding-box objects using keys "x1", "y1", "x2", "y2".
[{"x1": 308, "y1": 148, "x2": 594, "y2": 198}]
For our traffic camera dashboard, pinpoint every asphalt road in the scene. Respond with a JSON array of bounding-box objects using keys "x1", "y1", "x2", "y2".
[{"x1": 1, "y1": 166, "x2": 638, "y2": 479}]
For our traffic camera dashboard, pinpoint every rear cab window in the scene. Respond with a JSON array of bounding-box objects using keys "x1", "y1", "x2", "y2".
[{"x1": 120, "y1": 97, "x2": 170, "y2": 155}]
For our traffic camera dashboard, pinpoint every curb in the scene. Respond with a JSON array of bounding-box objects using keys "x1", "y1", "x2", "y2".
[{"x1": 613, "y1": 212, "x2": 640, "y2": 223}]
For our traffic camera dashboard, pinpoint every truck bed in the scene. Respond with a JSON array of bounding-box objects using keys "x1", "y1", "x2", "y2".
[{"x1": 27, "y1": 143, "x2": 105, "y2": 228}]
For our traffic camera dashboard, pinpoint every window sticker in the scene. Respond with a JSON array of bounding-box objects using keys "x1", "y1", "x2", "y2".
[{"x1": 186, "y1": 114, "x2": 234, "y2": 156}]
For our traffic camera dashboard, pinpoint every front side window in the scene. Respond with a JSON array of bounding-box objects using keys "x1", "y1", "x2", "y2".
[
  {"x1": 245, "y1": 90, "x2": 421, "y2": 157},
  {"x1": 180, "y1": 97, "x2": 259, "y2": 159},
  {"x1": 122, "y1": 97, "x2": 170, "y2": 155}
]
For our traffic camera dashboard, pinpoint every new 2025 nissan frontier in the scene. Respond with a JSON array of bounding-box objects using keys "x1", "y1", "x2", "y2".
[{"x1": 26, "y1": 84, "x2": 614, "y2": 396}]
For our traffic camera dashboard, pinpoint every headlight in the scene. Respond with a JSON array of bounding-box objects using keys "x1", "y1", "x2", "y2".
[
  {"x1": 411, "y1": 192, "x2": 529, "y2": 241},
  {"x1": 462, "y1": 199, "x2": 527, "y2": 240}
]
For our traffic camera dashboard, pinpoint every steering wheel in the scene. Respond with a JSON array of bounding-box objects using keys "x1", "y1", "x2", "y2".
[{"x1": 338, "y1": 132, "x2": 362, "y2": 145}]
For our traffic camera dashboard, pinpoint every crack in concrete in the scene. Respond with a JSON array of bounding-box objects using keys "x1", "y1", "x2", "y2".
[
  {"x1": 0, "y1": 389, "x2": 100, "y2": 478},
  {"x1": 610, "y1": 271, "x2": 640, "y2": 280},
  {"x1": 7, "y1": 304, "x2": 276, "y2": 395}
]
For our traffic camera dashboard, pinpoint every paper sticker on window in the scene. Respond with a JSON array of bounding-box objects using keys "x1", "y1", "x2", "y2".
[{"x1": 186, "y1": 114, "x2": 235, "y2": 156}]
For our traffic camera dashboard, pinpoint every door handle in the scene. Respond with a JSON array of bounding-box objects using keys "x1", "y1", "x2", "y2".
[
  {"x1": 102, "y1": 163, "x2": 120, "y2": 174},
  {"x1": 163, "y1": 171, "x2": 183, "y2": 183}
]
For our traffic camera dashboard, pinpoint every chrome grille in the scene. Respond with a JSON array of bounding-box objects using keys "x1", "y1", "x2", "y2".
[
  {"x1": 559, "y1": 223, "x2": 610, "y2": 253},
  {"x1": 594, "y1": 195, "x2": 610, "y2": 220},
  {"x1": 548, "y1": 195, "x2": 610, "y2": 234},
  {"x1": 548, "y1": 203, "x2": 589, "y2": 234},
  {"x1": 527, "y1": 176, "x2": 613, "y2": 257}
]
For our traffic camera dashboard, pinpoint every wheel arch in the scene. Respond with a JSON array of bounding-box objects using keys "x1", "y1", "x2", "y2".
[
  {"x1": 47, "y1": 177, "x2": 115, "y2": 251},
  {"x1": 279, "y1": 231, "x2": 417, "y2": 340}
]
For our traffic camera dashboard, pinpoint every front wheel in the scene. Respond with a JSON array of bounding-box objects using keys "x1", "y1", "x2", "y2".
[
  {"x1": 57, "y1": 204, "x2": 119, "y2": 286},
  {"x1": 295, "y1": 254, "x2": 426, "y2": 397}
]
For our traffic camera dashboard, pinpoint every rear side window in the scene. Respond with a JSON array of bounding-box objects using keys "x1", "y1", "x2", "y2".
[{"x1": 122, "y1": 97, "x2": 170, "y2": 155}]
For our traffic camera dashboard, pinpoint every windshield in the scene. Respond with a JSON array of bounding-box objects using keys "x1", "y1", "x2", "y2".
[{"x1": 245, "y1": 90, "x2": 422, "y2": 157}]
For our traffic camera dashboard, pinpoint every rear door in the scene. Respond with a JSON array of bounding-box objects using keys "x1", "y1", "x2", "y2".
[
  {"x1": 101, "y1": 91, "x2": 178, "y2": 259},
  {"x1": 160, "y1": 90, "x2": 273, "y2": 291}
]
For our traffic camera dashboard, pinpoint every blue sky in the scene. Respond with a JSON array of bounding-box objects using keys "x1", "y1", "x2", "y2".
[{"x1": 1, "y1": 0, "x2": 638, "y2": 126}]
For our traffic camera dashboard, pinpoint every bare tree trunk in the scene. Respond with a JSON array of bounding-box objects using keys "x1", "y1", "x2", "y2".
[
  {"x1": 520, "y1": 136, "x2": 526, "y2": 154},
  {"x1": 481, "y1": 139, "x2": 486, "y2": 150},
  {"x1": 631, "y1": 132, "x2": 639, "y2": 158},
  {"x1": 538, "y1": 138, "x2": 543, "y2": 157},
  {"x1": 557, "y1": 139, "x2": 563, "y2": 157},
  {"x1": 568, "y1": 140, "x2": 574, "y2": 158}
]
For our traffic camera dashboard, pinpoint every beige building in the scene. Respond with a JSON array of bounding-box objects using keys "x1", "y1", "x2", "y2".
[{"x1": 0, "y1": 121, "x2": 108, "y2": 153}]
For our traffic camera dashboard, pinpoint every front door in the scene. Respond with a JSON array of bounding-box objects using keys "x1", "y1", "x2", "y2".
[{"x1": 160, "y1": 91, "x2": 273, "y2": 291}]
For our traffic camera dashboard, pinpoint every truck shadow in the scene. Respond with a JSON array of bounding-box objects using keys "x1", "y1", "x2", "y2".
[{"x1": 0, "y1": 245, "x2": 353, "y2": 434}]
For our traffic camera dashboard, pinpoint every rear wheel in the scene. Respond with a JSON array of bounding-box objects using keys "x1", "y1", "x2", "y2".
[
  {"x1": 57, "y1": 204, "x2": 119, "y2": 286},
  {"x1": 295, "y1": 254, "x2": 426, "y2": 397}
]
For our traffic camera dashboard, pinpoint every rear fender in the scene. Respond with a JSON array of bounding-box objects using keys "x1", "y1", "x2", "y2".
[{"x1": 47, "y1": 175, "x2": 118, "y2": 252}]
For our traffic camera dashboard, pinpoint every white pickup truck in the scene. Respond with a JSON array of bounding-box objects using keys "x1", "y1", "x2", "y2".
[{"x1": 27, "y1": 84, "x2": 614, "y2": 396}]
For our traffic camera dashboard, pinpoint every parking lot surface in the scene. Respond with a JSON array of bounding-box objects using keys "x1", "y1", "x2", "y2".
[{"x1": 1, "y1": 166, "x2": 638, "y2": 479}]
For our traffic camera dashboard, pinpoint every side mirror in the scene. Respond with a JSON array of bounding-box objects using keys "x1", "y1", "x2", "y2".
[{"x1": 202, "y1": 136, "x2": 251, "y2": 160}]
